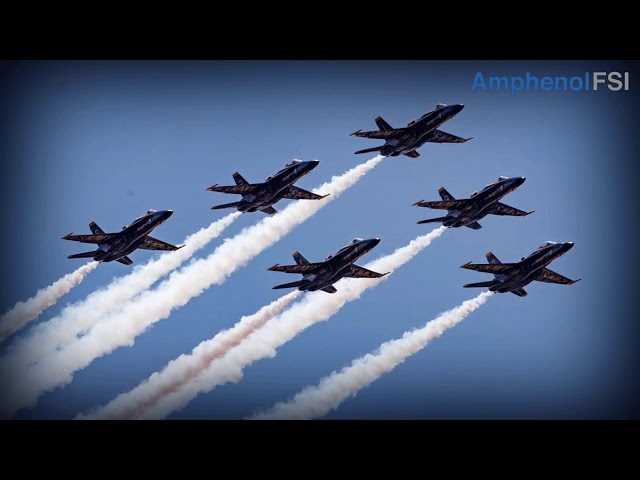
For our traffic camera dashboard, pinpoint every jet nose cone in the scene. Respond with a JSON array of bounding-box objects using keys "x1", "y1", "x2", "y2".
[
  {"x1": 557, "y1": 241, "x2": 574, "y2": 254},
  {"x1": 161, "y1": 210, "x2": 173, "y2": 220},
  {"x1": 513, "y1": 176, "x2": 526, "y2": 187},
  {"x1": 454, "y1": 104, "x2": 465, "y2": 113},
  {"x1": 304, "y1": 160, "x2": 320, "y2": 171},
  {"x1": 369, "y1": 238, "x2": 381, "y2": 247}
]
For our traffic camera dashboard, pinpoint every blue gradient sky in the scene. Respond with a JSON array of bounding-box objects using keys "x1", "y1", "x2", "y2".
[{"x1": 1, "y1": 60, "x2": 638, "y2": 419}]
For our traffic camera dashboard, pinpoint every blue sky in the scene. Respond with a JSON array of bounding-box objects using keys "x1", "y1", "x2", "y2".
[{"x1": 0, "y1": 60, "x2": 638, "y2": 419}]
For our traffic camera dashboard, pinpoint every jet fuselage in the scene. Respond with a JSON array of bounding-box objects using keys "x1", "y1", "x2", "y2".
[
  {"x1": 94, "y1": 210, "x2": 173, "y2": 262},
  {"x1": 489, "y1": 242, "x2": 575, "y2": 293},
  {"x1": 381, "y1": 104, "x2": 464, "y2": 156},
  {"x1": 298, "y1": 238, "x2": 381, "y2": 292},
  {"x1": 239, "y1": 160, "x2": 319, "y2": 212},
  {"x1": 443, "y1": 177, "x2": 526, "y2": 227}
]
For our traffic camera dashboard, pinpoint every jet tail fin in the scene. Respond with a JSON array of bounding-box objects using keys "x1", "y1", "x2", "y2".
[
  {"x1": 89, "y1": 222, "x2": 105, "y2": 235},
  {"x1": 68, "y1": 250, "x2": 98, "y2": 259},
  {"x1": 293, "y1": 251, "x2": 310, "y2": 265},
  {"x1": 375, "y1": 116, "x2": 393, "y2": 131},
  {"x1": 232, "y1": 172, "x2": 248, "y2": 185},
  {"x1": 465, "y1": 221, "x2": 482, "y2": 230},
  {"x1": 272, "y1": 280, "x2": 306, "y2": 290},
  {"x1": 438, "y1": 187, "x2": 455, "y2": 201},
  {"x1": 260, "y1": 206, "x2": 277, "y2": 215},
  {"x1": 354, "y1": 146, "x2": 383, "y2": 155},
  {"x1": 211, "y1": 201, "x2": 241, "y2": 211},
  {"x1": 417, "y1": 216, "x2": 447, "y2": 225},
  {"x1": 486, "y1": 252, "x2": 502, "y2": 264},
  {"x1": 116, "y1": 256, "x2": 133, "y2": 266},
  {"x1": 463, "y1": 281, "x2": 496, "y2": 288}
]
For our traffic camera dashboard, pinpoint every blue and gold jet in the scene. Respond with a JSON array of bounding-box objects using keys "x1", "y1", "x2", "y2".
[
  {"x1": 413, "y1": 176, "x2": 533, "y2": 230},
  {"x1": 460, "y1": 241, "x2": 580, "y2": 297},
  {"x1": 62, "y1": 209, "x2": 183, "y2": 266},
  {"x1": 207, "y1": 160, "x2": 328, "y2": 215},
  {"x1": 268, "y1": 238, "x2": 389, "y2": 294},
  {"x1": 350, "y1": 103, "x2": 473, "y2": 158}
]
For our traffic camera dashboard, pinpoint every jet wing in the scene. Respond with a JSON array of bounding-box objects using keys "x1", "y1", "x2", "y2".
[
  {"x1": 429, "y1": 129, "x2": 473, "y2": 144},
  {"x1": 460, "y1": 262, "x2": 518, "y2": 273},
  {"x1": 283, "y1": 186, "x2": 329, "y2": 201},
  {"x1": 62, "y1": 233, "x2": 117, "y2": 244},
  {"x1": 344, "y1": 264, "x2": 389, "y2": 279},
  {"x1": 404, "y1": 150, "x2": 420, "y2": 158},
  {"x1": 354, "y1": 146, "x2": 384, "y2": 155},
  {"x1": 535, "y1": 268, "x2": 580, "y2": 285},
  {"x1": 206, "y1": 183, "x2": 260, "y2": 195},
  {"x1": 116, "y1": 256, "x2": 134, "y2": 265},
  {"x1": 350, "y1": 128, "x2": 406, "y2": 139},
  {"x1": 321, "y1": 286, "x2": 337, "y2": 294},
  {"x1": 492, "y1": 202, "x2": 534, "y2": 217},
  {"x1": 413, "y1": 199, "x2": 469, "y2": 210},
  {"x1": 268, "y1": 263, "x2": 325, "y2": 273},
  {"x1": 139, "y1": 236, "x2": 183, "y2": 251}
]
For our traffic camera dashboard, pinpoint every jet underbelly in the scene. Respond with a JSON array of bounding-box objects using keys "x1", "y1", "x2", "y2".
[
  {"x1": 401, "y1": 136, "x2": 428, "y2": 153},
  {"x1": 525, "y1": 256, "x2": 553, "y2": 275},
  {"x1": 460, "y1": 209, "x2": 488, "y2": 225},
  {"x1": 253, "y1": 190, "x2": 275, "y2": 204},
  {"x1": 107, "y1": 237, "x2": 145, "y2": 260},
  {"x1": 520, "y1": 266, "x2": 547, "y2": 284}
]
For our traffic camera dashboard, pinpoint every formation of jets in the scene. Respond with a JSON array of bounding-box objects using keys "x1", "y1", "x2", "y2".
[{"x1": 62, "y1": 102, "x2": 579, "y2": 297}]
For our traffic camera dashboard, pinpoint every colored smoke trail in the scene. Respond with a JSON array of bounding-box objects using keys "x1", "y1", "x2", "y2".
[
  {"x1": 79, "y1": 291, "x2": 300, "y2": 420},
  {"x1": 0, "y1": 156, "x2": 383, "y2": 418},
  {"x1": 251, "y1": 291, "x2": 493, "y2": 420},
  {"x1": 1, "y1": 213, "x2": 239, "y2": 372},
  {"x1": 136, "y1": 226, "x2": 446, "y2": 419},
  {"x1": 0, "y1": 262, "x2": 98, "y2": 342}
]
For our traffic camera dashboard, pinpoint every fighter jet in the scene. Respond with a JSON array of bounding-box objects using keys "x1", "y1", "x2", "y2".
[
  {"x1": 207, "y1": 160, "x2": 328, "y2": 214},
  {"x1": 350, "y1": 103, "x2": 473, "y2": 158},
  {"x1": 413, "y1": 176, "x2": 533, "y2": 230},
  {"x1": 268, "y1": 238, "x2": 389, "y2": 293},
  {"x1": 460, "y1": 241, "x2": 580, "y2": 297},
  {"x1": 62, "y1": 209, "x2": 182, "y2": 265}
]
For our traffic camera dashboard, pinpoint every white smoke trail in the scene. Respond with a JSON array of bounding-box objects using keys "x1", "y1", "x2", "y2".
[
  {"x1": 79, "y1": 291, "x2": 301, "y2": 420},
  {"x1": 0, "y1": 262, "x2": 98, "y2": 342},
  {"x1": 251, "y1": 291, "x2": 493, "y2": 420},
  {"x1": 1, "y1": 213, "x2": 239, "y2": 373},
  {"x1": 0, "y1": 156, "x2": 383, "y2": 418},
  {"x1": 137, "y1": 226, "x2": 447, "y2": 419}
]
